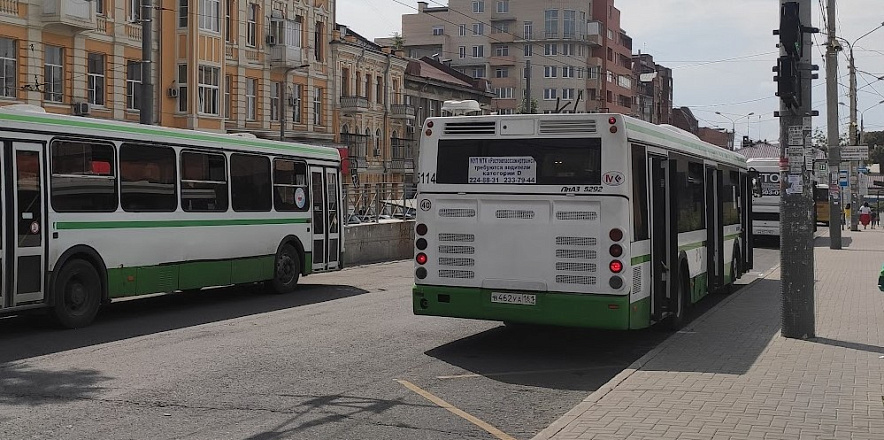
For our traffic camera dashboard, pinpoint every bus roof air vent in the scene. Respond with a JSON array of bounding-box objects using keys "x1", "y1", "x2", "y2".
[
  {"x1": 539, "y1": 120, "x2": 596, "y2": 135},
  {"x1": 444, "y1": 121, "x2": 496, "y2": 135}
]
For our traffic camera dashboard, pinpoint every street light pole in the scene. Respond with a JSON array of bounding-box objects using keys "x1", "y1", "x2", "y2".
[
  {"x1": 860, "y1": 100, "x2": 884, "y2": 144},
  {"x1": 715, "y1": 111, "x2": 755, "y2": 149}
]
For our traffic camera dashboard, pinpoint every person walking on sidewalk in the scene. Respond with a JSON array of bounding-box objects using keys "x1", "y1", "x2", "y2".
[
  {"x1": 872, "y1": 209, "x2": 878, "y2": 229},
  {"x1": 860, "y1": 202, "x2": 872, "y2": 229}
]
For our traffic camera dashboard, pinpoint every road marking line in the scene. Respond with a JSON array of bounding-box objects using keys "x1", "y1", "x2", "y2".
[
  {"x1": 395, "y1": 379, "x2": 516, "y2": 440},
  {"x1": 436, "y1": 365, "x2": 620, "y2": 380}
]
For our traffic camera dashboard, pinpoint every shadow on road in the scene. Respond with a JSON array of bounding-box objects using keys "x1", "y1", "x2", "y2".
[
  {"x1": 0, "y1": 283, "x2": 368, "y2": 364},
  {"x1": 815, "y1": 235, "x2": 853, "y2": 248},
  {"x1": 811, "y1": 337, "x2": 884, "y2": 354},
  {"x1": 0, "y1": 363, "x2": 112, "y2": 407}
]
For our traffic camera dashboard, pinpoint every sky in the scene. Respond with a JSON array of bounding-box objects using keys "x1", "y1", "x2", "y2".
[{"x1": 337, "y1": 0, "x2": 884, "y2": 144}]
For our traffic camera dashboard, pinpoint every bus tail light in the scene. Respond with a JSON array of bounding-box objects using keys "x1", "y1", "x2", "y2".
[
  {"x1": 609, "y1": 244, "x2": 623, "y2": 257},
  {"x1": 416, "y1": 238, "x2": 428, "y2": 250},
  {"x1": 416, "y1": 253, "x2": 428, "y2": 265},
  {"x1": 608, "y1": 117, "x2": 617, "y2": 125},
  {"x1": 609, "y1": 276, "x2": 624, "y2": 289},
  {"x1": 609, "y1": 260, "x2": 623, "y2": 273},
  {"x1": 416, "y1": 223, "x2": 428, "y2": 236},
  {"x1": 609, "y1": 228, "x2": 623, "y2": 242}
]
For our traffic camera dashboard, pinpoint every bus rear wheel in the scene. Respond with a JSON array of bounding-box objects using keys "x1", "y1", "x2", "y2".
[
  {"x1": 51, "y1": 259, "x2": 101, "y2": 329},
  {"x1": 271, "y1": 244, "x2": 300, "y2": 294}
]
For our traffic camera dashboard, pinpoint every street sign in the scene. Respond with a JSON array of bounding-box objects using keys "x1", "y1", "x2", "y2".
[
  {"x1": 839, "y1": 170, "x2": 849, "y2": 187},
  {"x1": 841, "y1": 146, "x2": 869, "y2": 161}
]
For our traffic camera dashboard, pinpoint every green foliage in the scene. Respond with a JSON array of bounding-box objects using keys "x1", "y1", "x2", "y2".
[
  {"x1": 864, "y1": 131, "x2": 884, "y2": 169},
  {"x1": 812, "y1": 128, "x2": 848, "y2": 151},
  {"x1": 390, "y1": 32, "x2": 405, "y2": 50},
  {"x1": 518, "y1": 98, "x2": 538, "y2": 114}
]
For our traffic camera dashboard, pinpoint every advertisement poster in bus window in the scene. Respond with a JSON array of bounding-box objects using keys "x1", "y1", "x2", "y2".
[{"x1": 467, "y1": 157, "x2": 537, "y2": 184}]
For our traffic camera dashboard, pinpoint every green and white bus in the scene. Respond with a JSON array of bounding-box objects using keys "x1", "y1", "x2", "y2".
[
  {"x1": 412, "y1": 112, "x2": 753, "y2": 330},
  {"x1": 0, "y1": 105, "x2": 343, "y2": 328}
]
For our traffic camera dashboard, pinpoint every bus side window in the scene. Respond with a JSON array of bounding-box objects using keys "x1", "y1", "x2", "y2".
[{"x1": 631, "y1": 144, "x2": 649, "y2": 241}]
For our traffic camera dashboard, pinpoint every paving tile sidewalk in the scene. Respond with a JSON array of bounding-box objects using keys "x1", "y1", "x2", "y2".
[{"x1": 534, "y1": 229, "x2": 884, "y2": 440}]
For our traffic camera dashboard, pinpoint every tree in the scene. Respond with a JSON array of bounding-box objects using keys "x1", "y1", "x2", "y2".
[
  {"x1": 390, "y1": 32, "x2": 405, "y2": 50},
  {"x1": 518, "y1": 98, "x2": 538, "y2": 114},
  {"x1": 864, "y1": 131, "x2": 884, "y2": 169},
  {"x1": 811, "y1": 128, "x2": 847, "y2": 151}
]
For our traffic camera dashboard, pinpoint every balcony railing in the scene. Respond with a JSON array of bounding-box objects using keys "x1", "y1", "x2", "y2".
[
  {"x1": 270, "y1": 44, "x2": 304, "y2": 68},
  {"x1": 0, "y1": 0, "x2": 19, "y2": 15},
  {"x1": 43, "y1": 0, "x2": 95, "y2": 29},
  {"x1": 342, "y1": 133, "x2": 370, "y2": 167},
  {"x1": 340, "y1": 96, "x2": 370, "y2": 113},
  {"x1": 390, "y1": 104, "x2": 415, "y2": 120}
]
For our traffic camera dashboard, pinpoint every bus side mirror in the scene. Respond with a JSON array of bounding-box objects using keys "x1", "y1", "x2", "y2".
[{"x1": 749, "y1": 168, "x2": 762, "y2": 198}]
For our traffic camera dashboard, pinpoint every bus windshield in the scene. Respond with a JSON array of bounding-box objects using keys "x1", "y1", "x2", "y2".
[{"x1": 435, "y1": 137, "x2": 602, "y2": 185}]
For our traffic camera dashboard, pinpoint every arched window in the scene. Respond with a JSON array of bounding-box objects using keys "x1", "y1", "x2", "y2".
[
  {"x1": 375, "y1": 129, "x2": 381, "y2": 154},
  {"x1": 341, "y1": 124, "x2": 349, "y2": 134}
]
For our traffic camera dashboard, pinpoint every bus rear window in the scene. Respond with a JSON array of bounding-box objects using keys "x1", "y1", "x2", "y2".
[{"x1": 435, "y1": 138, "x2": 601, "y2": 185}]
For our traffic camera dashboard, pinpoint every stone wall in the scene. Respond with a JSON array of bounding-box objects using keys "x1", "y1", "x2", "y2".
[{"x1": 343, "y1": 220, "x2": 415, "y2": 266}]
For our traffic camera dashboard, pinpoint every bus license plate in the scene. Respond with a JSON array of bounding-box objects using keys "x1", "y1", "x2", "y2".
[{"x1": 491, "y1": 292, "x2": 536, "y2": 306}]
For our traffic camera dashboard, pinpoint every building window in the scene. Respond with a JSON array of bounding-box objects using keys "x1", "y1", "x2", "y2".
[
  {"x1": 607, "y1": 70, "x2": 614, "y2": 83},
  {"x1": 120, "y1": 143, "x2": 177, "y2": 212},
  {"x1": 494, "y1": 45, "x2": 509, "y2": 56},
  {"x1": 491, "y1": 22, "x2": 509, "y2": 34},
  {"x1": 495, "y1": 68, "x2": 508, "y2": 78},
  {"x1": 543, "y1": 88, "x2": 557, "y2": 100},
  {"x1": 459, "y1": 24, "x2": 467, "y2": 36},
  {"x1": 245, "y1": 77, "x2": 257, "y2": 120},
  {"x1": 129, "y1": 0, "x2": 142, "y2": 21},
  {"x1": 432, "y1": 26, "x2": 444, "y2": 36},
  {"x1": 472, "y1": 67, "x2": 486, "y2": 78},
  {"x1": 524, "y1": 44, "x2": 532, "y2": 57},
  {"x1": 126, "y1": 61, "x2": 142, "y2": 110},
  {"x1": 458, "y1": 46, "x2": 466, "y2": 58},
  {"x1": 562, "y1": 43, "x2": 575, "y2": 56},
  {"x1": 223, "y1": 74, "x2": 231, "y2": 119},
  {"x1": 544, "y1": 43, "x2": 557, "y2": 56},
  {"x1": 562, "y1": 88, "x2": 575, "y2": 100},
  {"x1": 87, "y1": 53, "x2": 105, "y2": 106},
  {"x1": 95, "y1": 0, "x2": 104, "y2": 15},
  {"x1": 472, "y1": 1, "x2": 484, "y2": 13},
  {"x1": 44, "y1": 46, "x2": 63, "y2": 102},
  {"x1": 225, "y1": 0, "x2": 233, "y2": 42},
  {"x1": 523, "y1": 21, "x2": 532, "y2": 39},
  {"x1": 471, "y1": 45, "x2": 484, "y2": 58},
  {"x1": 562, "y1": 66, "x2": 574, "y2": 78},
  {"x1": 588, "y1": 67, "x2": 599, "y2": 79},
  {"x1": 563, "y1": 10, "x2": 576, "y2": 39},
  {"x1": 496, "y1": 0, "x2": 509, "y2": 13},
  {"x1": 544, "y1": 66, "x2": 557, "y2": 78},
  {"x1": 292, "y1": 83, "x2": 302, "y2": 123},
  {"x1": 363, "y1": 74, "x2": 371, "y2": 101},
  {"x1": 270, "y1": 81, "x2": 280, "y2": 121},
  {"x1": 376, "y1": 76, "x2": 382, "y2": 104},
  {"x1": 246, "y1": 3, "x2": 258, "y2": 47},
  {"x1": 544, "y1": 9, "x2": 558, "y2": 38},
  {"x1": 494, "y1": 87, "x2": 514, "y2": 99},
  {"x1": 197, "y1": 65, "x2": 220, "y2": 115},
  {"x1": 178, "y1": 64, "x2": 188, "y2": 112},
  {"x1": 178, "y1": 0, "x2": 188, "y2": 27},
  {"x1": 0, "y1": 38, "x2": 16, "y2": 99},
  {"x1": 314, "y1": 21, "x2": 324, "y2": 62},
  {"x1": 618, "y1": 75, "x2": 632, "y2": 89},
  {"x1": 199, "y1": 0, "x2": 220, "y2": 32},
  {"x1": 313, "y1": 86, "x2": 322, "y2": 125},
  {"x1": 472, "y1": 23, "x2": 484, "y2": 35},
  {"x1": 231, "y1": 154, "x2": 271, "y2": 212}
]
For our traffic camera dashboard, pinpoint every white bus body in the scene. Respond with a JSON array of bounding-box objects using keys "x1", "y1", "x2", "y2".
[{"x1": 747, "y1": 158, "x2": 780, "y2": 237}]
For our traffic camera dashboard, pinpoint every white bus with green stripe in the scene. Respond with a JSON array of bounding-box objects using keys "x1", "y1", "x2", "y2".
[
  {"x1": 0, "y1": 105, "x2": 343, "y2": 328},
  {"x1": 413, "y1": 111, "x2": 753, "y2": 330}
]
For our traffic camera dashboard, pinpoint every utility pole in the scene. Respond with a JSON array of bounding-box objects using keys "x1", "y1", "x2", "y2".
[
  {"x1": 825, "y1": 0, "x2": 841, "y2": 247},
  {"x1": 140, "y1": 0, "x2": 154, "y2": 125},
  {"x1": 775, "y1": 0, "x2": 817, "y2": 339},
  {"x1": 524, "y1": 59, "x2": 532, "y2": 113},
  {"x1": 848, "y1": 50, "x2": 859, "y2": 231}
]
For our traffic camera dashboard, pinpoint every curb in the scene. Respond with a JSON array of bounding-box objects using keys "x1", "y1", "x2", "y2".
[{"x1": 531, "y1": 262, "x2": 782, "y2": 440}]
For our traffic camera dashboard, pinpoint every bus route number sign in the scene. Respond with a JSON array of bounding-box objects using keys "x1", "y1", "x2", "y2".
[{"x1": 468, "y1": 157, "x2": 537, "y2": 184}]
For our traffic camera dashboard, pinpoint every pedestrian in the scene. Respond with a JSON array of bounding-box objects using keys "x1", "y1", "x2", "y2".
[
  {"x1": 874, "y1": 209, "x2": 880, "y2": 229},
  {"x1": 860, "y1": 202, "x2": 872, "y2": 229}
]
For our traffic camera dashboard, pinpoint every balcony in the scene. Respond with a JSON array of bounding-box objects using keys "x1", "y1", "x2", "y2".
[
  {"x1": 340, "y1": 96, "x2": 370, "y2": 114},
  {"x1": 490, "y1": 11, "x2": 516, "y2": 22},
  {"x1": 342, "y1": 133, "x2": 370, "y2": 169},
  {"x1": 390, "y1": 140, "x2": 415, "y2": 172},
  {"x1": 43, "y1": 0, "x2": 95, "y2": 30},
  {"x1": 489, "y1": 55, "x2": 516, "y2": 66},
  {"x1": 270, "y1": 44, "x2": 305, "y2": 68},
  {"x1": 0, "y1": 0, "x2": 20, "y2": 16},
  {"x1": 390, "y1": 104, "x2": 415, "y2": 120}
]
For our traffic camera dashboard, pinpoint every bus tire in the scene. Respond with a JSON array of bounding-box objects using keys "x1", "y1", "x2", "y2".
[
  {"x1": 271, "y1": 244, "x2": 300, "y2": 294},
  {"x1": 51, "y1": 259, "x2": 101, "y2": 329},
  {"x1": 667, "y1": 266, "x2": 689, "y2": 331}
]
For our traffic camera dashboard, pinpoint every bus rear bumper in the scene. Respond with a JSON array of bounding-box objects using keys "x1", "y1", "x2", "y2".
[{"x1": 413, "y1": 284, "x2": 632, "y2": 330}]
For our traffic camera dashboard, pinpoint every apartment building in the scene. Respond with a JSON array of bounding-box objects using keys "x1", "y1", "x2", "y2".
[
  {"x1": 632, "y1": 52, "x2": 673, "y2": 124},
  {"x1": 0, "y1": 0, "x2": 335, "y2": 143},
  {"x1": 401, "y1": 0, "x2": 636, "y2": 115},
  {"x1": 331, "y1": 25, "x2": 411, "y2": 186}
]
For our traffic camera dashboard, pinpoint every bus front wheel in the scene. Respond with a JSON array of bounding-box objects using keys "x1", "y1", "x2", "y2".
[
  {"x1": 51, "y1": 259, "x2": 102, "y2": 328},
  {"x1": 271, "y1": 244, "x2": 300, "y2": 294}
]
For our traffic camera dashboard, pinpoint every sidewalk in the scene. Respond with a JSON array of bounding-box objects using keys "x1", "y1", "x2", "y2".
[{"x1": 534, "y1": 228, "x2": 884, "y2": 440}]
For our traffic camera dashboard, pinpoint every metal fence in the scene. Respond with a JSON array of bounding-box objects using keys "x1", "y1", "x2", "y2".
[{"x1": 343, "y1": 182, "x2": 417, "y2": 225}]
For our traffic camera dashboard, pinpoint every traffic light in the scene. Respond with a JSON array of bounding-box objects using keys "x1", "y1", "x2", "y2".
[
  {"x1": 774, "y1": 1, "x2": 815, "y2": 110},
  {"x1": 775, "y1": 56, "x2": 800, "y2": 109},
  {"x1": 779, "y1": 2, "x2": 803, "y2": 58}
]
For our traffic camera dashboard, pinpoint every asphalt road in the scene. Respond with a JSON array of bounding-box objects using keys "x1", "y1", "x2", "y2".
[{"x1": 0, "y1": 247, "x2": 780, "y2": 440}]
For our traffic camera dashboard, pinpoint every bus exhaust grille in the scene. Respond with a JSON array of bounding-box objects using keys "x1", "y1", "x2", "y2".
[
  {"x1": 439, "y1": 257, "x2": 475, "y2": 267},
  {"x1": 539, "y1": 120, "x2": 597, "y2": 134},
  {"x1": 556, "y1": 275, "x2": 597, "y2": 285},
  {"x1": 556, "y1": 237, "x2": 597, "y2": 247},
  {"x1": 439, "y1": 245, "x2": 475, "y2": 254},
  {"x1": 496, "y1": 209, "x2": 535, "y2": 219},
  {"x1": 444, "y1": 121, "x2": 496, "y2": 135},
  {"x1": 439, "y1": 208, "x2": 477, "y2": 218},
  {"x1": 556, "y1": 249, "x2": 597, "y2": 260},
  {"x1": 633, "y1": 266, "x2": 642, "y2": 293},
  {"x1": 556, "y1": 262, "x2": 597, "y2": 272},
  {"x1": 556, "y1": 211, "x2": 598, "y2": 221},
  {"x1": 439, "y1": 233, "x2": 475, "y2": 242},
  {"x1": 439, "y1": 270, "x2": 475, "y2": 279}
]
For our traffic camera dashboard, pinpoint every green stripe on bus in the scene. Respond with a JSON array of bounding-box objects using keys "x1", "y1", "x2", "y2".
[
  {"x1": 0, "y1": 112, "x2": 341, "y2": 160},
  {"x1": 56, "y1": 218, "x2": 310, "y2": 230},
  {"x1": 631, "y1": 254, "x2": 651, "y2": 265},
  {"x1": 626, "y1": 121, "x2": 746, "y2": 166}
]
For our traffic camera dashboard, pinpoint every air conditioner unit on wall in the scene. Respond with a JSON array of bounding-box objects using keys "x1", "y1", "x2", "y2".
[
  {"x1": 168, "y1": 87, "x2": 179, "y2": 98},
  {"x1": 72, "y1": 102, "x2": 90, "y2": 116}
]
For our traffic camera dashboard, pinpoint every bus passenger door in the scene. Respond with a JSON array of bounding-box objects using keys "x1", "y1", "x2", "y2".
[
  {"x1": 649, "y1": 155, "x2": 671, "y2": 321},
  {"x1": 310, "y1": 168, "x2": 341, "y2": 271},
  {"x1": 705, "y1": 167, "x2": 723, "y2": 291},
  {"x1": 8, "y1": 143, "x2": 45, "y2": 306}
]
